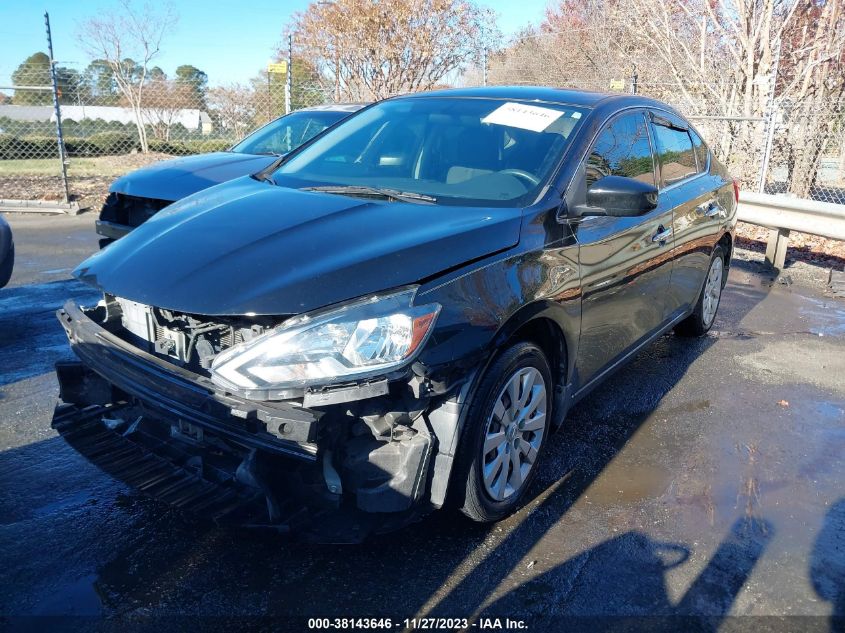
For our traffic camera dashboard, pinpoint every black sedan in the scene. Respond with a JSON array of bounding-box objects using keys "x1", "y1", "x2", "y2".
[
  {"x1": 53, "y1": 87, "x2": 737, "y2": 540},
  {"x1": 95, "y1": 103, "x2": 365, "y2": 247}
]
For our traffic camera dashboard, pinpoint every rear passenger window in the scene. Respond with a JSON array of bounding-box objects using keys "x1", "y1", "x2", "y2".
[
  {"x1": 652, "y1": 123, "x2": 697, "y2": 186},
  {"x1": 585, "y1": 113, "x2": 655, "y2": 188},
  {"x1": 690, "y1": 129, "x2": 709, "y2": 173}
]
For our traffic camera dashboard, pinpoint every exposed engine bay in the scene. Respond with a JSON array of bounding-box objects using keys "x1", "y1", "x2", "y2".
[
  {"x1": 109, "y1": 294, "x2": 281, "y2": 373},
  {"x1": 100, "y1": 192, "x2": 172, "y2": 228}
]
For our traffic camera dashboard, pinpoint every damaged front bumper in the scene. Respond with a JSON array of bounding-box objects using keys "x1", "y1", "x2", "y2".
[
  {"x1": 95, "y1": 219, "x2": 133, "y2": 242},
  {"x1": 53, "y1": 300, "x2": 447, "y2": 540}
]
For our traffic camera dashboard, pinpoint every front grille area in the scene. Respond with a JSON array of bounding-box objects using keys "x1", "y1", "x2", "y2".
[
  {"x1": 107, "y1": 295, "x2": 284, "y2": 373},
  {"x1": 218, "y1": 326, "x2": 246, "y2": 350},
  {"x1": 100, "y1": 192, "x2": 172, "y2": 228}
]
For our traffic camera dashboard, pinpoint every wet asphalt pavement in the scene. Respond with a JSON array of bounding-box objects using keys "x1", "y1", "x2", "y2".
[{"x1": 1, "y1": 213, "x2": 844, "y2": 630}]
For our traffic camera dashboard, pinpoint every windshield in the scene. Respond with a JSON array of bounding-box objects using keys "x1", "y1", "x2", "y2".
[
  {"x1": 271, "y1": 98, "x2": 586, "y2": 207},
  {"x1": 231, "y1": 109, "x2": 351, "y2": 156}
]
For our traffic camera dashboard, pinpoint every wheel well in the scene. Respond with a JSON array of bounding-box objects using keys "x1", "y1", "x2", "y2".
[
  {"x1": 508, "y1": 317, "x2": 568, "y2": 425},
  {"x1": 718, "y1": 232, "x2": 732, "y2": 268}
]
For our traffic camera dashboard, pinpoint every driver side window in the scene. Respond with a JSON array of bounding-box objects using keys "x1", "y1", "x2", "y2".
[{"x1": 586, "y1": 113, "x2": 655, "y2": 188}]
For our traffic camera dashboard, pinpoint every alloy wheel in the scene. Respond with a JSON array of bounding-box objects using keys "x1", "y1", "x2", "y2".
[
  {"x1": 481, "y1": 366, "x2": 547, "y2": 501},
  {"x1": 702, "y1": 256, "x2": 724, "y2": 327}
]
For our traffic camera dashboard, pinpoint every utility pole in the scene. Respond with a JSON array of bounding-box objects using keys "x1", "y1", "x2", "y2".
[
  {"x1": 285, "y1": 34, "x2": 292, "y2": 114},
  {"x1": 483, "y1": 48, "x2": 488, "y2": 86},
  {"x1": 45, "y1": 12, "x2": 69, "y2": 204},
  {"x1": 630, "y1": 65, "x2": 638, "y2": 95}
]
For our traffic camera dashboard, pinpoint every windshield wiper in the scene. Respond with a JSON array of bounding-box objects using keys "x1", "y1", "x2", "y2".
[{"x1": 301, "y1": 185, "x2": 437, "y2": 204}]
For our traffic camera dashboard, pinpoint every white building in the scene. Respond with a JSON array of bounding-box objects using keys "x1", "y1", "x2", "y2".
[{"x1": 53, "y1": 105, "x2": 212, "y2": 134}]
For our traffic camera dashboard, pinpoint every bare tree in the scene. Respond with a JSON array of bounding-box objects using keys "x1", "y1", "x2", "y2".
[
  {"x1": 207, "y1": 83, "x2": 259, "y2": 140},
  {"x1": 490, "y1": 0, "x2": 844, "y2": 194},
  {"x1": 623, "y1": 0, "x2": 844, "y2": 191},
  {"x1": 143, "y1": 79, "x2": 195, "y2": 141},
  {"x1": 77, "y1": 0, "x2": 177, "y2": 153},
  {"x1": 286, "y1": 0, "x2": 500, "y2": 101},
  {"x1": 486, "y1": 3, "x2": 646, "y2": 91},
  {"x1": 617, "y1": 0, "x2": 781, "y2": 182},
  {"x1": 777, "y1": 0, "x2": 845, "y2": 196}
]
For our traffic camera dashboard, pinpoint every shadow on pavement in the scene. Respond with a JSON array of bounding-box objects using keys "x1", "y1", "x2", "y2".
[
  {"x1": 479, "y1": 518, "x2": 773, "y2": 631},
  {"x1": 811, "y1": 499, "x2": 845, "y2": 632}
]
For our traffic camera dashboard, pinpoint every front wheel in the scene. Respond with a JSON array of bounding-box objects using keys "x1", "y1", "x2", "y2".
[
  {"x1": 675, "y1": 245, "x2": 726, "y2": 337},
  {"x1": 455, "y1": 342, "x2": 553, "y2": 522}
]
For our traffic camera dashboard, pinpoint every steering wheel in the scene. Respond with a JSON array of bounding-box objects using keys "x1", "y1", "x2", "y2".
[{"x1": 498, "y1": 169, "x2": 541, "y2": 187}]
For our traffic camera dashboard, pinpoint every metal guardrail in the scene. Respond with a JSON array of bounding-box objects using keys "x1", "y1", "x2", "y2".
[{"x1": 736, "y1": 191, "x2": 845, "y2": 269}]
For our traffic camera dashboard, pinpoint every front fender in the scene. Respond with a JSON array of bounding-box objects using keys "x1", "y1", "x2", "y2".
[{"x1": 417, "y1": 243, "x2": 582, "y2": 506}]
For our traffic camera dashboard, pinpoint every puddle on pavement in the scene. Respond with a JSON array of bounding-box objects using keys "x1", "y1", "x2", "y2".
[
  {"x1": 799, "y1": 296, "x2": 845, "y2": 337},
  {"x1": 580, "y1": 401, "x2": 710, "y2": 507},
  {"x1": 704, "y1": 390, "x2": 845, "y2": 543},
  {"x1": 816, "y1": 401, "x2": 845, "y2": 420},
  {"x1": 584, "y1": 461, "x2": 673, "y2": 505},
  {"x1": 726, "y1": 266, "x2": 845, "y2": 338}
]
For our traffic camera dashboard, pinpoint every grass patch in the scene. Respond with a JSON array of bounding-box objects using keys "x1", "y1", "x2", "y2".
[{"x1": 0, "y1": 157, "x2": 137, "y2": 177}]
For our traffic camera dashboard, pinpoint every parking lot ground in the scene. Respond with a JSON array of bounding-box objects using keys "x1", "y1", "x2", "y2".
[{"x1": 1, "y1": 213, "x2": 844, "y2": 629}]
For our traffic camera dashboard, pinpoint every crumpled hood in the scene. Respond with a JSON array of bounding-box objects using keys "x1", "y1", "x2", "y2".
[
  {"x1": 109, "y1": 152, "x2": 277, "y2": 201},
  {"x1": 75, "y1": 177, "x2": 522, "y2": 315}
]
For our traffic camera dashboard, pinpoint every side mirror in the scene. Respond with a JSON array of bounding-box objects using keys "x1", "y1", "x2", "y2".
[{"x1": 576, "y1": 175, "x2": 658, "y2": 217}]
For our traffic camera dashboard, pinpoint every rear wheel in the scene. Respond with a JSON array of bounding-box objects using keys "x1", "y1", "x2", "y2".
[
  {"x1": 455, "y1": 342, "x2": 552, "y2": 522},
  {"x1": 675, "y1": 245, "x2": 726, "y2": 337}
]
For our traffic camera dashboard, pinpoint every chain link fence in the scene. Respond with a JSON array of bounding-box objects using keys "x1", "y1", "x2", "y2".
[
  {"x1": 1, "y1": 48, "x2": 843, "y2": 212},
  {"x1": 0, "y1": 66, "x2": 66, "y2": 202},
  {"x1": 0, "y1": 64, "x2": 330, "y2": 204},
  {"x1": 474, "y1": 28, "x2": 845, "y2": 208},
  {"x1": 763, "y1": 102, "x2": 845, "y2": 205}
]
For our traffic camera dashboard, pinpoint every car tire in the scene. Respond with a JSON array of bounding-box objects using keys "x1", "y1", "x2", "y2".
[
  {"x1": 0, "y1": 241, "x2": 13, "y2": 289},
  {"x1": 454, "y1": 341, "x2": 553, "y2": 522},
  {"x1": 675, "y1": 245, "x2": 726, "y2": 337}
]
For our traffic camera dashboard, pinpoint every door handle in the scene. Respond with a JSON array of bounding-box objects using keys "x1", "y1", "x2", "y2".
[{"x1": 652, "y1": 226, "x2": 673, "y2": 244}]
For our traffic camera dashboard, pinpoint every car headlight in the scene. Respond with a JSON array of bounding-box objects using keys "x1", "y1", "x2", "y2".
[{"x1": 210, "y1": 287, "x2": 440, "y2": 394}]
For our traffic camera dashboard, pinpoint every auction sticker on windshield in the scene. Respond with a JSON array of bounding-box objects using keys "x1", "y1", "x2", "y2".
[{"x1": 482, "y1": 102, "x2": 565, "y2": 132}]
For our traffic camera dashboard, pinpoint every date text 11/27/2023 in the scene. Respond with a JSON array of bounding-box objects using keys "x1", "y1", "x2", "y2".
[{"x1": 306, "y1": 618, "x2": 528, "y2": 630}]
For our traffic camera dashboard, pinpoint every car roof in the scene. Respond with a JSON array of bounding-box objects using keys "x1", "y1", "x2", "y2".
[
  {"x1": 298, "y1": 103, "x2": 369, "y2": 113},
  {"x1": 394, "y1": 86, "x2": 673, "y2": 111}
]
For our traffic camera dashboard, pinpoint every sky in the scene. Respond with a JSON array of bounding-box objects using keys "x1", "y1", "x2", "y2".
[{"x1": 0, "y1": 0, "x2": 551, "y2": 86}]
